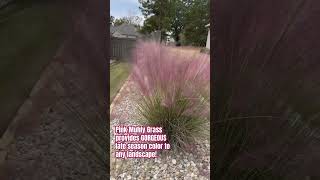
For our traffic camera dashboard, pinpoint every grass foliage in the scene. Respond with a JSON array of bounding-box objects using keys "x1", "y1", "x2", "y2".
[
  {"x1": 131, "y1": 41, "x2": 210, "y2": 151},
  {"x1": 110, "y1": 61, "x2": 130, "y2": 102},
  {"x1": 0, "y1": 1, "x2": 65, "y2": 135},
  {"x1": 213, "y1": 0, "x2": 320, "y2": 179}
]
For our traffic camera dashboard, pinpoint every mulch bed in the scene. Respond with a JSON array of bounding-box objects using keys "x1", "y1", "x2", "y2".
[{"x1": 110, "y1": 76, "x2": 210, "y2": 180}]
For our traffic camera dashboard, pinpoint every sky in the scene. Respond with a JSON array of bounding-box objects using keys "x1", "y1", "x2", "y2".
[{"x1": 110, "y1": 0, "x2": 144, "y2": 25}]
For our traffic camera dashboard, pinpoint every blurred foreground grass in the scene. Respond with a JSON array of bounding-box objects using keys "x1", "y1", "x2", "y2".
[{"x1": 0, "y1": 1, "x2": 65, "y2": 135}]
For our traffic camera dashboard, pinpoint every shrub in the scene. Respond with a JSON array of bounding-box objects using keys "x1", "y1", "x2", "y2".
[
  {"x1": 131, "y1": 41, "x2": 210, "y2": 151},
  {"x1": 200, "y1": 47, "x2": 210, "y2": 54}
]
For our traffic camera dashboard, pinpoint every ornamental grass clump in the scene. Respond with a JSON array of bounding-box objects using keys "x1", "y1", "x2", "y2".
[
  {"x1": 131, "y1": 41, "x2": 210, "y2": 151},
  {"x1": 213, "y1": 0, "x2": 320, "y2": 179}
]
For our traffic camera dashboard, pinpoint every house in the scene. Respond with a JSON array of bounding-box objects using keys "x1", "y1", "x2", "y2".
[
  {"x1": 206, "y1": 24, "x2": 210, "y2": 49},
  {"x1": 110, "y1": 24, "x2": 141, "y2": 39},
  {"x1": 110, "y1": 24, "x2": 140, "y2": 60},
  {"x1": 166, "y1": 36, "x2": 175, "y2": 46},
  {"x1": 150, "y1": 30, "x2": 161, "y2": 42}
]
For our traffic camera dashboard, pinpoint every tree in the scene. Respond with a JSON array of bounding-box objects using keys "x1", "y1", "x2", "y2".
[
  {"x1": 114, "y1": 18, "x2": 128, "y2": 26},
  {"x1": 183, "y1": 0, "x2": 209, "y2": 46},
  {"x1": 139, "y1": 0, "x2": 209, "y2": 46},
  {"x1": 139, "y1": 0, "x2": 173, "y2": 41},
  {"x1": 113, "y1": 16, "x2": 142, "y2": 28},
  {"x1": 169, "y1": 0, "x2": 186, "y2": 45}
]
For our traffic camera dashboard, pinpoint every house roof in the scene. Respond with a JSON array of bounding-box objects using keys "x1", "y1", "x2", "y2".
[
  {"x1": 110, "y1": 25, "x2": 117, "y2": 34},
  {"x1": 110, "y1": 24, "x2": 140, "y2": 37}
]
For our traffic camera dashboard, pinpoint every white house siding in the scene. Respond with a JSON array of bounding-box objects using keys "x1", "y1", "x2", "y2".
[{"x1": 206, "y1": 29, "x2": 210, "y2": 49}]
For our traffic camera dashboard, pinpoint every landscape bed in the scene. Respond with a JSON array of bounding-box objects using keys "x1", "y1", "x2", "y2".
[{"x1": 110, "y1": 42, "x2": 210, "y2": 179}]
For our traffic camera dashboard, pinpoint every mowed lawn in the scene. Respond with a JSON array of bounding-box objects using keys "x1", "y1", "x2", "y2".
[
  {"x1": 0, "y1": 2, "x2": 65, "y2": 135},
  {"x1": 168, "y1": 46, "x2": 202, "y2": 57},
  {"x1": 110, "y1": 61, "x2": 131, "y2": 103}
]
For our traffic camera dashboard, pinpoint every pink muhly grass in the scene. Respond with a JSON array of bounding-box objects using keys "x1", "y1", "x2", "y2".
[
  {"x1": 131, "y1": 41, "x2": 210, "y2": 150},
  {"x1": 132, "y1": 41, "x2": 210, "y2": 103}
]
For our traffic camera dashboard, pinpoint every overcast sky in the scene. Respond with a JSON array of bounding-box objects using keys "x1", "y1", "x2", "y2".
[{"x1": 110, "y1": 0, "x2": 144, "y2": 25}]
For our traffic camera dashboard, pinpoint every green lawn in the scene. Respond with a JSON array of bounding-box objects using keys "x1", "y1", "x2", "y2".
[
  {"x1": 110, "y1": 61, "x2": 131, "y2": 103},
  {"x1": 0, "y1": 1, "x2": 65, "y2": 135}
]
